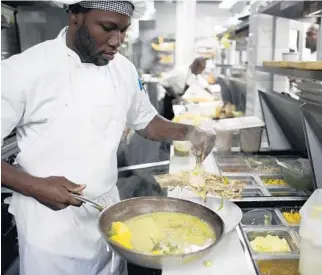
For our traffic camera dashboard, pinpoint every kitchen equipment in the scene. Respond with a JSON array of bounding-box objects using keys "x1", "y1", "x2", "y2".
[
  {"x1": 283, "y1": 52, "x2": 300, "y2": 62},
  {"x1": 213, "y1": 123, "x2": 233, "y2": 152},
  {"x1": 71, "y1": 195, "x2": 225, "y2": 269},
  {"x1": 299, "y1": 189, "x2": 322, "y2": 275},
  {"x1": 240, "y1": 127, "x2": 263, "y2": 153},
  {"x1": 276, "y1": 158, "x2": 313, "y2": 190},
  {"x1": 242, "y1": 210, "x2": 273, "y2": 226}
]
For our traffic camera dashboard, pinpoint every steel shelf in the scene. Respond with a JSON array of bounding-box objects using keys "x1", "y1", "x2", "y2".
[{"x1": 256, "y1": 66, "x2": 322, "y2": 81}]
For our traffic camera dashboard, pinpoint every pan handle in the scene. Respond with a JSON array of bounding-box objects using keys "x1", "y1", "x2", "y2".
[{"x1": 71, "y1": 193, "x2": 105, "y2": 212}]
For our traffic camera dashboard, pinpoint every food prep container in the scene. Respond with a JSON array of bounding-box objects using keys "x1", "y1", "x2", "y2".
[
  {"x1": 240, "y1": 127, "x2": 264, "y2": 153},
  {"x1": 267, "y1": 188, "x2": 307, "y2": 197},
  {"x1": 260, "y1": 175, "x2": 290, "y2": 188},
  {"x1": 246, "y1": 156, "x2": 276, "y2": 167},
  {"x1": 276, "y1": 207, "x2": 301, "y2": 227},
  {"x1": 247, "y1": 156, "x2": 283, "y2": 176},
  {"x1": 254, "y1": 256, "x2": 300, "y2": 275},
  {"x1": 242, "y1": 208, "x2": 283, "y2": 227},
  {"x1": 276, "y1": 158, "x2": 313, "y2": 190},
  {"x1": 226, "y1": 175, "x2": 259, "y2": 187},
  {"x1": 244, "y1": 228, "x2": 300, "y2": 255},
  {"x1": 219, "y1": 165, "x2": 252, "y2": 175},
  {"x1": 242, "y1": 188, "x2": 266, "y2": 198},
  {"x1": 215, "y1": 157, "x2": 248, "y2": 166}
]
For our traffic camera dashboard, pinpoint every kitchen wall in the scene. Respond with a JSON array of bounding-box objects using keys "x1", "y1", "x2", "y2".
[{"x1": 153, "y1": 1, "x2": 232, "y2": 38}]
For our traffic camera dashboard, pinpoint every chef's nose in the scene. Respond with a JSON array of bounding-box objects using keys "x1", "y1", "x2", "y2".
[{"x1": 108, "y1": 30, "x2": 122, "y2": 48}]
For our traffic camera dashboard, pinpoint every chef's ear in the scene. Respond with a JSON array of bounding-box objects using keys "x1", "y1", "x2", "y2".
[{"x1": 67, "y1": 4, "x2": 87, "y2": 26}]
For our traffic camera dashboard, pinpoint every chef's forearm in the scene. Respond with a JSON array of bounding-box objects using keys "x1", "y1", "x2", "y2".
[
  {"x1": 138, "y1": 115, "x2": 194, "y2": 142},
  {"x1": 1, "y1": 160, "x2": 40, "y2": 196}
]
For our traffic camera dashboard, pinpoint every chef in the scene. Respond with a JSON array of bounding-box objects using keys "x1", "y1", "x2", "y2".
[
  {"x1": 304, "y1": 24, "x2": 319, "y2": 61},
  {"x1": 160, "y1": 57, "x2": 212, "y2": 120},
  {"x1": 1, "y1": 1, "x2": 215, "y2": 275}
]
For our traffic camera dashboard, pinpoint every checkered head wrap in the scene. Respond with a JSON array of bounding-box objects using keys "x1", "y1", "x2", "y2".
[{"x1": 79, "y1": 1, "x2": 134, "y2": 17}]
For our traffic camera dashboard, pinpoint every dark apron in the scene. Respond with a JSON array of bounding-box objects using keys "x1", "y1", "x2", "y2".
[{"x1": 162, "y1": 84, "x2": 189, "y2": 121}]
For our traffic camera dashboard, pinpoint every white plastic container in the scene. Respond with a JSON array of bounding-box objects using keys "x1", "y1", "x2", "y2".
[
  {"x1": 299, "y1": 189, "x2": 322, "y2": 275},
  {"x1": 216, "y1": 116, "x2": 265, "y2": 153},
  {"x1": 240, "y1": 127, "x2": 263, "y2": 153},
  {"x1": 283, "y1": 52, "x2": 300, "y2": 61},
  {"x1": 213, "y1": 123, "x2": 233, "y2": 152}
]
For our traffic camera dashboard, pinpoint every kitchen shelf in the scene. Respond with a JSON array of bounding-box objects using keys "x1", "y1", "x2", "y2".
[
  {"x1": 256, "y1": 66, "x2": 322, "y2": 81},
  {"x1": 257, "y1": 1, "x2": 322, "y2": 19}
]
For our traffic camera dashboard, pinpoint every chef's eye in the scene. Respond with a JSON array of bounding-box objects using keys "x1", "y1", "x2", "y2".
[
  {"x1": 102, "y1": 26, "x2": 114, "y2": 32},
  {"x1": 120, "y1": 27, "x2": 129, "y2": 33}
]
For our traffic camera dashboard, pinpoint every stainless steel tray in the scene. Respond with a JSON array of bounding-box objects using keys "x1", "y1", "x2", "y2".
[
  {"x1": 226, "y1": 175, "x2": 260, "y2": 187},
  {"x1": 260, "y1": 175, "x2": 290, "y2": 189},
  {"x1": 215, "y1": 156, "x2": 248, "y2": 166},
  {"x1": 276, "y1": 207, "x2": 301, "y2": 228},
  {"x1": 242, "y1": 188, "x2": 267, "y2": 198},
  {"x1": 219, "y1": 165, "x2": 252, "y2": 175},
  {"x1": 246, "y1": 156, "x2": 276, "y2": 167},
  {"x1": 243, "y1": 228, "x2": 300, "y2": 256},
  {"x1": 241, "y1": 208, "x2": 283, "y2": 227},
  {"x1": 253, "y1": 255, "x2": 300, "y2": 275},
  {"x1": 267, "y1": 187, "x2": 307, "y2": 197}
]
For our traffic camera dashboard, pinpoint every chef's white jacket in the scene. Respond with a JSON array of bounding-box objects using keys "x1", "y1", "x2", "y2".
[
  {"x1": 1, "y1": 28, "x2": 158, "y2": 259},
  {"x1": 160, "y1": 65, "x2": 209, "y2": 95}
]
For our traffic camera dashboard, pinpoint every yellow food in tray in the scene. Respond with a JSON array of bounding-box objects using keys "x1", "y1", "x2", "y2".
[
  {"x1": 263, "y1": 179, "x2": 287, "y2": 185},
  {"x1": 258, "y1": 259, "x2": 300, "y2": 275},
  {"x1": 282, "y1": 211, "x2": 301, "y2": 224},
  {"x1": 110, "y1": 212, "x2": 216, "y2": 255},
  {"x1": 250, "y1": 235, "x2": 291, "y2": 253}
]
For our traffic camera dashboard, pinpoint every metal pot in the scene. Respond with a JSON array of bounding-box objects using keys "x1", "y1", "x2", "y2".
[{"x1": 72, "y1": 195, "x2": 225, "y2": 269}]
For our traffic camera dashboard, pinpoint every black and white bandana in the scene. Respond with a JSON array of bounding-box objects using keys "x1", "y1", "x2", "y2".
[{"x1": 79, "y1": 1, "x2": 134, "y2": 17}]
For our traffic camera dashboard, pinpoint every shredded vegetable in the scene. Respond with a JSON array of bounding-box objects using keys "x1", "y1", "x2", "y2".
[{"x1": 154, "y1": 166, "x2": 245, "y2": 202}]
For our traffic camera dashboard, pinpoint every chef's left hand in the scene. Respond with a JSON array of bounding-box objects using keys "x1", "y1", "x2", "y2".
[{"x1": 188, "y1": 127, "x2": 216, "y2": 162}]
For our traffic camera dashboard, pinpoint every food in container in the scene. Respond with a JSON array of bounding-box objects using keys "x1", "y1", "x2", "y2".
[
  {"x1": 263, "y1": 178, "x2": 287, "y2": 186},
  {"x1": 115, "y1": 212, "x2": 216, "y2": 255},
  {"x1": 276, "y1": 158, "x2": 313, "y2": 190},
  {"x1": 226, "y1": 176, "x2": 258, "y2": 186},
  {"x1": 282, "y1": 210, "x2": 301, "y2": 225},
  {"x1": 247, "y1": 156, "x2": 275, "y2": 167},
  {"x1": 246, "y1": 229, "x2": 299, "y2": 253},
  {"x1": 220, "y1": 165, "x2": 251, "y2": 174},
  {"x1": 257, "y1": 258, "x2": 300, "y2": 275},
  {"x1": 255, "y1": 165, "x2": 282, "y2": 174},
  {"x1": 250, "y1": 235, "x2": 291, "y2": 252},
  {"x1": 242, "y1": 209, "x2": 282, "y2": 226},
  {"x1": 242, "y1": 210, "x2": 273, "y2": 226}
]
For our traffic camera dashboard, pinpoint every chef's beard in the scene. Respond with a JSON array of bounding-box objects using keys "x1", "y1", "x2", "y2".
[{"x1": 74, "y1": 23, "x2": 109, "y2": 66}]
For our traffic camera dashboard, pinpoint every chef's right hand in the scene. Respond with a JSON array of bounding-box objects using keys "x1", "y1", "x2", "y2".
[{"x1": 33, "y1": 176, "x2": 86, "y2": 211}]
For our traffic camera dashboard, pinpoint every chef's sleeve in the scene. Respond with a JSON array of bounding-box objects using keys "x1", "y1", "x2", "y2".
[
  {"x1": 126, "y1": 74, "x2": 158, "y2": 131},
  {"x1": 159, "y1": 69, "x2": 179, "y2": 88},
  {"x1": 1, "y1": 62, "x2": 26, "y2": 145}
]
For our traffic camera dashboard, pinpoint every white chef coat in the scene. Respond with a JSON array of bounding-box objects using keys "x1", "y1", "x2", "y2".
[
  {"x1": 1, "y1": 26, "x2": 158, "y2": 262},
  {"x1": 303, "y1": 48, "x2": 317, "y2": 61},
  {"x1": 160, "y1": 65, "x2": 209, "y2": 95}
]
